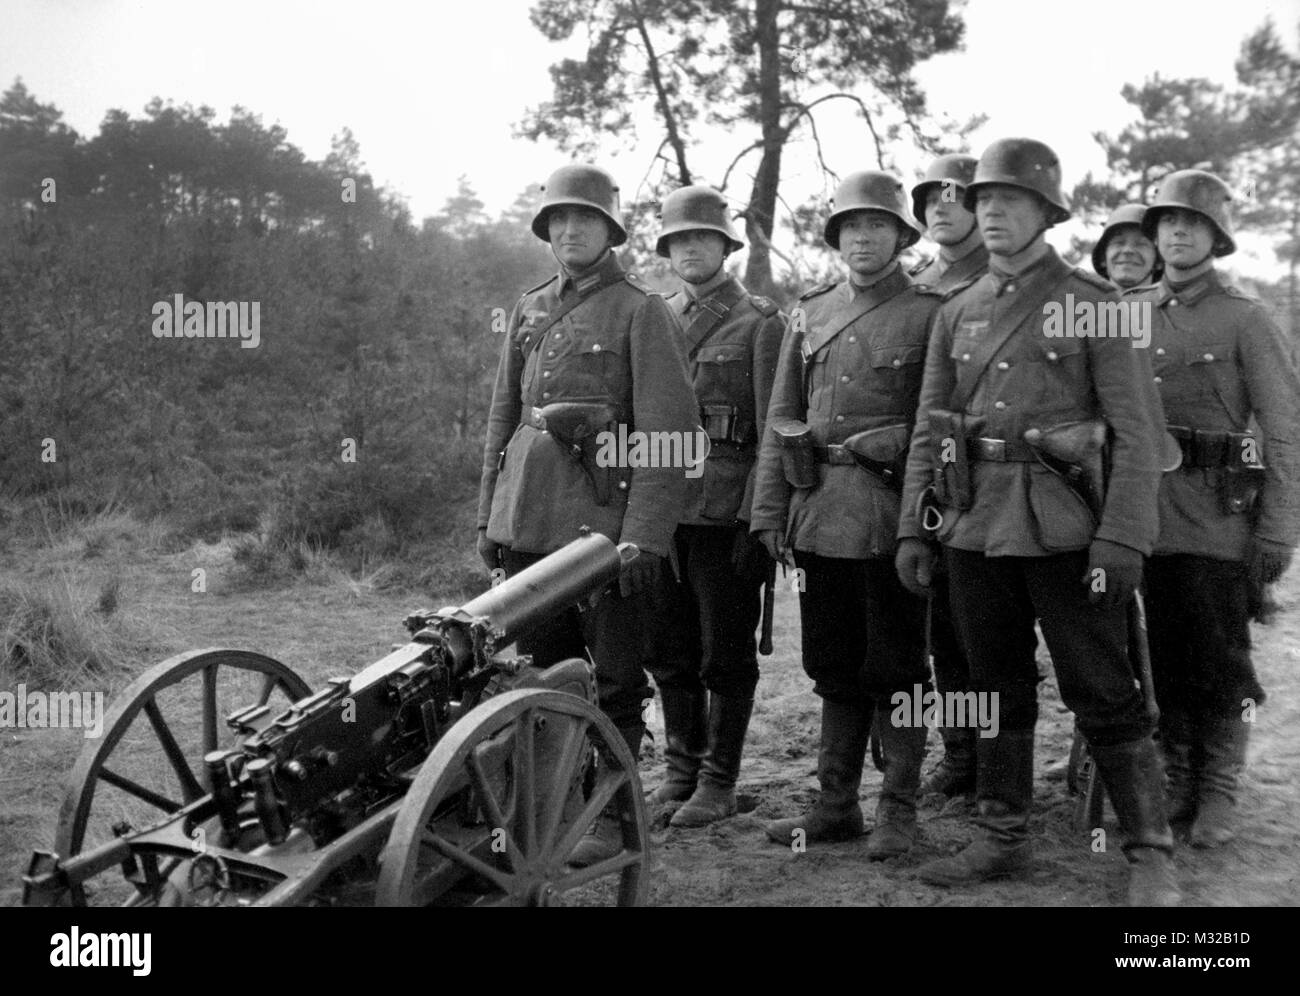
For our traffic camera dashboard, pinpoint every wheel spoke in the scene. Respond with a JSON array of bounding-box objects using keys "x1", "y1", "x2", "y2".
[
  {"x1": 554, "y1": 849, "x2": 643, "y2": 891},
  {"x1": 257, "y1": 673, "x2": 279, "y2": 707},
  {"x1": 98, "y1": 767, "x2": 182, "y2": 813},
  {"x1": 538, "y1": 717, "x2": 589, "y2": 855},
  {"x1": 551, "y1": 766, "x2": 628, "y2": 864},
  {"x1": 142, "y1": 698, "x2": 203, "y2": 802},
  {"x1": 201, "y1": 665, "x2": 218, "y2": 754},
  {"x1": 514, "y1": 709, "x2": 536, "y2": 857},
  {"x1": 420, "y1": 831, "x2": 514, "y2": 893},
  {"x1": 465, "y1": 750, "x2": 519, "y2": 871}
]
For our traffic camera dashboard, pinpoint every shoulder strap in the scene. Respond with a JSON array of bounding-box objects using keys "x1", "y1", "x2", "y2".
[
  {"x1": 682, "y1": 280, "x2": 746, "y2": 358},
  {"x1": 516, "y1": 267, "x2": 626, "y2": 358}
]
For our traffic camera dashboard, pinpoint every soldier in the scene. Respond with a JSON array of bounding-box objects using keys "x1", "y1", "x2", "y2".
[
  {"x1": 647, "y1": 185, "x2": 784, "y2": 827},
  {"x1": 907, "y1": 154, "x2": 989, "y2": 799},
  {"x1": 895, "y1": 138, "x2": 1180, "y2": 906},
  {"x1": 477, "y1": 164, "x2": 699, "y2": 866},
  {"x1": 1126, "y1": 170, "x2": 1299, "y2": 848},
  {"x1": 1093, "y1": 203, "x2": 1161, "y2": 291},
  {"x1": 751, "y1": 171, "x2": 942, "y2": 859}
]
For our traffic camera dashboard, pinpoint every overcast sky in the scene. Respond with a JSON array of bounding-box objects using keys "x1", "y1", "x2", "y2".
[{"x1": 3, "y1": 0, "x2": 1296, "y2": 272}]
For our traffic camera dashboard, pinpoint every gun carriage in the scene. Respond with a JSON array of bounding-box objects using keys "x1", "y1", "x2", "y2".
[{"x1": 22, "y1": 532, "x2": 650, "y2": 907}]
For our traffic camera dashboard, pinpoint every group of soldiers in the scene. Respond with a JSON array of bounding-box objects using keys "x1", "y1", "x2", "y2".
[{"x1": 475, "y1": 139, "x2": 1299, "y2": 907}]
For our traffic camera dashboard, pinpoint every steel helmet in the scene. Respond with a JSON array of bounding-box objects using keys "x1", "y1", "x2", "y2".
[
  {"x1": 655, "y1": 185, "x2": 744, "y2": 257},
  {"x1": 824, "y1": 171, "x2": 921, "y2": 250},
  {"x1": 531, "y1": 164, "x2": 628, "y2": 247},
  {"x1": 963, "y1": 138, "x2": 1071, "y2": 227},
  {"x1": 1091, "y1": 204, "x2": 1154, "y2": 277},
  {"x1": 1141, "y1": 170, "x2": 1235, "y2": 257},
  {"x1": 911, "y1": 154, "x2": 979, "y2": 227}
]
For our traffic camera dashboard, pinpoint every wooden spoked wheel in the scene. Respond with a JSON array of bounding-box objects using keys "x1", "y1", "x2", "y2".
[
  {"x1": 375, "y1": 688, "x2": 650, "y2": 907},
  {"x1": 53, "y1": 649, "x2": 311, "y2": 906}
]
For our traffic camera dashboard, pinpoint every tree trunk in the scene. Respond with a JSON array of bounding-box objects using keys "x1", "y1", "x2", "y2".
[{"x1": 742, "y1": 0, "x2": 783, "y2": 300}]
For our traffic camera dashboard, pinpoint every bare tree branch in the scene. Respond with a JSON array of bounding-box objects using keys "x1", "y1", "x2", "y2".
[
  {"x1": 628, "y1": 0, "x2": 692, "y2": 184},
  {"x1": 721, "y1": 140, "x2": 764, "y2": 191},
  {"x1": 786, "y1": 92, "x2": 886, "y2": 167}
]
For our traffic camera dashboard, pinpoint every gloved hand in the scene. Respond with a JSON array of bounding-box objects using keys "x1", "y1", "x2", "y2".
[
  {"x1": 620, "y1": 550, "x2": 665, "y2": 598},
  {"x1": 477, "y1": 528, "x2": 502, "y2": 572},
  {"x1": 895, "y1": 537, "x2": 939, "y2": 598},
  {"x1": 1085, "y1": 539, "x2": 1143, "y2": 611},
  {"x1": 756, "y1": 529, "x2": 786, "y2": 566},
  {"x1": 1247, "y1": 537, "x2": 1293, "y2": 585},
  {"x1": 731, "y1": 527, "x2": 771, "y2": 576}
]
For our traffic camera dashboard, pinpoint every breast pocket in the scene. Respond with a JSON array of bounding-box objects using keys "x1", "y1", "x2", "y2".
[
  {"x1": 868, "y1": 343, "x2": 926, "y2": 411},
  {"x1": 1163, "y1": 341, "x2": 1235, "y2": 413},
  {"x1": 1017, "y1": 335, "x2": 1084, "y2": 418},
  {"x1": 554, "y1": 316, "x2": 626, "y2": 398}
]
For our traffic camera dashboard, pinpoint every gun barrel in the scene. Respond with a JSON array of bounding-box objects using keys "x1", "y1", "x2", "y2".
[{"x1": 451, "y1": 532, "x2": 630, "y2": 654}]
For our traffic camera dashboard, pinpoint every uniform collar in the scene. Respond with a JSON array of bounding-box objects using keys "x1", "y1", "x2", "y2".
[
  {"x1": 986, "y1": 244, "x2": 1062, "y2": 297},
  {"x1": 681, "y1": 270, "x2": 735, "y2": 309},
  {"x1": 848, "y1": 259, "x2": 901, "y2": 295},
  {"x1": 558, "y1": 250, "x2": 623, "y2": 298},
  {"x1": 1156, "y1": 268, "x2": 1222, "y2": 308}
]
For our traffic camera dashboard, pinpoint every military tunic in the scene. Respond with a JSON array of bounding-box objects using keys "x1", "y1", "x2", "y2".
[
  {"x1": 908, "y1": 243, "x2": 990, "y2": 295},
  {"x1": 898, "y1": 246, "x2": 1166, "y2": 742},
  {"x1": 651, "y1": 275, "x2": 784, "y2": 697},
  {"x1": 1126, "y1": 271, "x2": 1300, "y2": 713},
  {"x1": 751, "y1": 263, "x2": 941, "y2": 701},
  {"x1": 477, "y1": 250, "x2": 699, "y2": 730}
]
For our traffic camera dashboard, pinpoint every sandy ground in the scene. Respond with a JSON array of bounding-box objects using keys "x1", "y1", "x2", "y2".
[{"x1": 1, "y1": 525, "x2": 1297, "y2": 907}]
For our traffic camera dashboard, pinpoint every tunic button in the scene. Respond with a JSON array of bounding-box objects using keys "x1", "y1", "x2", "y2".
[
  {"x1": 961, "y1": 353, "x2": 971, "y2": 361},
  {"x1": 996, "y1": 361, "x2": 1009, "y2": 371},
  {"x1": 1203, "y1": 352, "x2": 1214, "y2": 361},
  {"x1": 848, "y1": 336, "x2": 857, "y2": 343},
  {"x1": 994, "y1": 401, "x2": 1007, "y2": 410},
  {"x1": 1169, "y1": 299, "x2": 1178, "y2": 307},
  {"x1": 547, "y1": 350, "x2": 556, "y2": 357},
  {"x1": 1153, "y1": 376, "x2": 1162, "y2": 384},
  {"x1": 542, "y1": 370, "x2": 551, "y2": 378},
  {"x1": 1046, "y1": 351, "x2": 1059, "y2": 361},
  {"x1": 554, "y1": 332, "x2": 563, "y2": 339},
  {"x1": 840, "y1": 375, "x2": 850, "y2": 383},
  {"x1": 618, "y1": 480, "x2": 628, "y2": 490},
  {"x1": 542, "y1": 391, "x2": 552, "y2": 399},
  {"x1": 892, "y1": 358, "x2": 902, "y2": 368},
  {"x1": 1005, "y1": 282, "x2": 1016, "y2": 293},
  {"x1": 716, "y1": 353, "x2": 725, "y2": 360},
  {"x1": 592, "y1": 344, "x2": 601, "y2": 352},
  {"x1": 1155, "y1": 347, "x2": 1166, "y2": 356},
  {"x1": 835, "y1": 415, "x2": 845, "y2": 422}
]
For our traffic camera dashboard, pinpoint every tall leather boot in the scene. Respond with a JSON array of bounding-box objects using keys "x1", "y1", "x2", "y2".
[
  {"x1": 919, "y1": 725, "x2": 976, "y2": 797},
  {"x1": 569, "y1": 722, "x2": 643, "y2": 868},
  {"x1": 648, "y1": 686, "x2": 707, "y2": 810},
  {"x1": 1190, "y1": 711, "x2": 1250, "y2": 849},
  {"x1": 764, "y1": 698, "x2": 871, "y2": 846},
  {"x1": 1157, "y1": 706, "x2": 1196, "y2": 832},
  {"x1": 1090, "y1": 738, "x2": 1181, "y2": 907},
  {"x1": 866, "y1": 706, "x2": 927, "y2": 859},
  {"x1": 670, "y1": 693, "x2": 754, "y2": 827},
  {"x1": 918, "y1": 729, "x2": 1034, "y2": 885}
]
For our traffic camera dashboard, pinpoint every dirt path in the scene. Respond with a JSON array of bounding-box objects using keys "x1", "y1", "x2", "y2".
[{"x1": 2, "y1": 528, "x2": 1297, "y2": 906}]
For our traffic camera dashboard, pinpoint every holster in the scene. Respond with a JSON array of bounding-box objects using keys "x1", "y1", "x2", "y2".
[
  {"x1": 841, "y1": 423, "x2": 911, "y2": 492},
  {"x1": 535, "y1": 402, "x2": 621, "y2": 505},
  {"x1": 928, "y1": 409, "x2": 980, "y2": 511},
  {"x1": 771, "y1": 418, "x2": 817, "y2": 489},
  {"x1": 1024, "y1": 419, "x2": 1107, "y2": 520},
  {"x1": 1219, "y1": 464, "x2": 1266, "y2": 516}
]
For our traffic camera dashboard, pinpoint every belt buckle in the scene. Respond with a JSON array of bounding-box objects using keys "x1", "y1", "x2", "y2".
[
  {"x1": 530, "y1": 407, "x2": 546, "y2": 430},
  {"x1": 975, "y1": 437, "x2": 1005, "y2": 461}
]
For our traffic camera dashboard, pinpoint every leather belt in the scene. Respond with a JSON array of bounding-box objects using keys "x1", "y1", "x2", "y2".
[
  {"x1": 969, "y1": 437, "x2": 1038, "y2": 462},
  {"x1": 813, "y1": 444, "x2": 858, "y2": 466},
  {"x1": 1166, "y1": 425, "x2": 1251, "y2": 468}
]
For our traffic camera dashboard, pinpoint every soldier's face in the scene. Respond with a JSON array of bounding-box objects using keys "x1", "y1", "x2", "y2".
[
  {"x1": 667, "y1": 230, "x2": 728, "y2": 284},
  {"x1": 925, "y1": 187, "x2": 977, "y2": 245},
  {"x1": 549, "y1": 207, "x2": 613, "y2": 270},
  {"x1": 837, "y1": 211, "x2": 902, "y2": 277},
  {"x1": 1156, "y1": 209, "x2": 1215, "y2": 269},
  {"x1": 975, "y1": 186, "x2": 1048, "y2": 256},
  {"x1": 1105, "y1": 226, "x2": 1158, "y2": 289}
]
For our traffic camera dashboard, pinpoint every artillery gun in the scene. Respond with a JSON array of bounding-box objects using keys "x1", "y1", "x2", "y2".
[{"x1": 22, "y1": 532, "x2": 651, "y2": 907}]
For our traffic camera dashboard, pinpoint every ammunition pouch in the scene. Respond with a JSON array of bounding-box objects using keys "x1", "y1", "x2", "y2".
[
  {"x1": 928, "y1": 409, "x2": 982, "y2": 511},
  {"x1": 771, "y1": 418, "x2": 817, "y2": 489},
  {"x1": 841, "y1": 423, "x2": 911, "y2": 492},
  {"x1": 700, "y1": 404, "x2": 755, "y2": 446},
  {"x1": 530, "y1": 402, "x2": 623, "y2": 505},
  {"x1": 1166, "y1": 425, "x2": 1265, "y2": 516}
]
